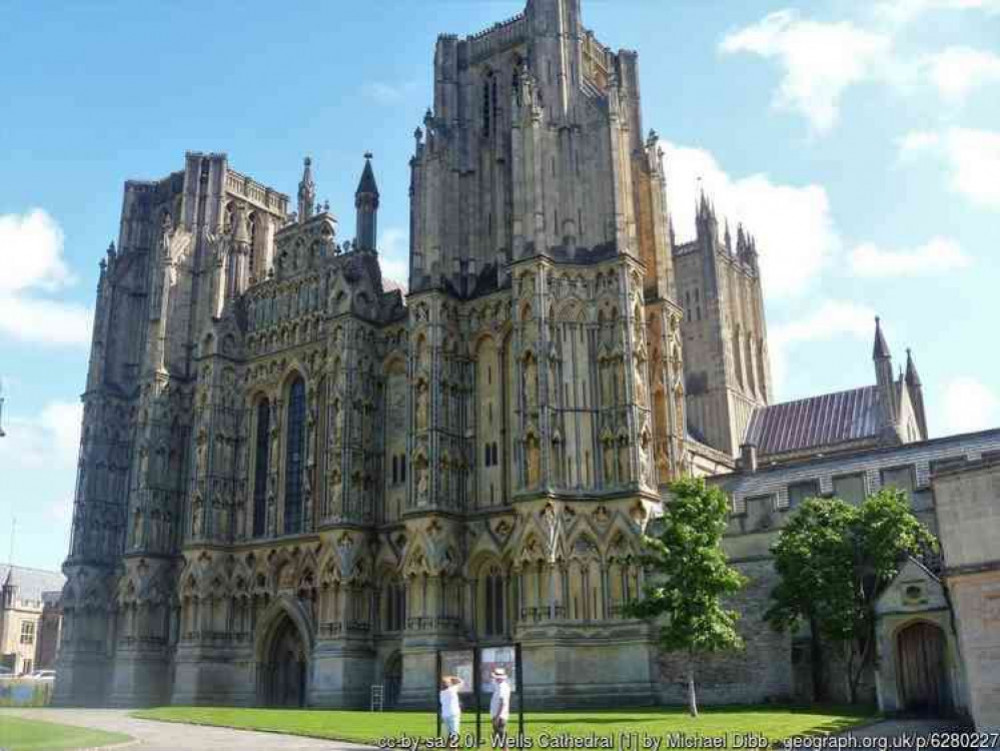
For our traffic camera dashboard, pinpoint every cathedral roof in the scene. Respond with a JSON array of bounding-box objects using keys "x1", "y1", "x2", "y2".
[
  {"x1": 745, "y1": 385, "x2": 884, "y2": 459},
  {"x1": 0, "y1": 565, "x2": 64, "y2": 605}
]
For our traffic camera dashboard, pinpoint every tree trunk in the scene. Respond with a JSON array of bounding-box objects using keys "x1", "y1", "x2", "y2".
[
  {"x1": 845, "y1": 642, "x2": 857, "y2": 705},
  {"x1": 809, "y1": 616, "x2": 825, "y2": 702},
  {"x1": 687, "y1": 652, "x2": 698, "y2": 718}
]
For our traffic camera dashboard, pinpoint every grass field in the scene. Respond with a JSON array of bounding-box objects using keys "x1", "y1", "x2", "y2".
[
  {"x1": 134, "y1": 705, "x2": 877, "y2": 747},
  {"x1": 0, "y1": 715, "x2": 131, "y2": 751}
]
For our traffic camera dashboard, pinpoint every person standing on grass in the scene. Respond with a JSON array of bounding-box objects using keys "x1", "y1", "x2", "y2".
[
  {"x1": 489, "y1": 668, "x2": 511, "y2": 744},
  {"x1": 440, "y1": 675, "x2": 464, "y2": 743}
]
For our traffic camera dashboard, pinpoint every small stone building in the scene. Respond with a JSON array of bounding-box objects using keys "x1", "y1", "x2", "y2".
[
  {"x1": 712, "y1": 425, "x2": 1000, "y2": 714},
  {"x1": 0, "y1": 565, "x2": 65, "y2": 675}
]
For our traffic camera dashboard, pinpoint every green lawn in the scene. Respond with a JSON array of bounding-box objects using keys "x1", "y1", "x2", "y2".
[
  {"x1": 0, "y1": 715, "x2": 131, "y2": 751},
  {"x1": 133, "y1": 705, "x2": 877, "y2": 747}
]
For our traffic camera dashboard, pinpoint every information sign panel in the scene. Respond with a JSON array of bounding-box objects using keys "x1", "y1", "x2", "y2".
[
  {"x1": 479, "y1": 645, "x2": 517, "y2": 693},
  {"x1": 440, "y1": 649, "x2": 474, "y2": 693}
]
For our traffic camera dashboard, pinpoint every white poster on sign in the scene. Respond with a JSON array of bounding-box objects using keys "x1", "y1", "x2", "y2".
[{"x1": 479, "y1": 645, "x2": 517, "y2": 693}]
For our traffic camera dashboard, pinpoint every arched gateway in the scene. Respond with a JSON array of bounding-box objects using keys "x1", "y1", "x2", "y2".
[{"x1": 256, "y1": 598, "x2": 312, "y2": 707}]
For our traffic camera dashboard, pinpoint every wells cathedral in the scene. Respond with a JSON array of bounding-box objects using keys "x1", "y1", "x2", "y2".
[{"x1": 55, "y1": 0, "x2": 1000, "y2": 718}]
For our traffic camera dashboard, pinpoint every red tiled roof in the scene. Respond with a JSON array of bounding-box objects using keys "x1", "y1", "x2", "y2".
[{"x1": 745, "y1": 385, "x2": 884, "y2": 458}]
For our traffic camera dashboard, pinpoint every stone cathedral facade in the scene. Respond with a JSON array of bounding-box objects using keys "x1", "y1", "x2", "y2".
[{"x1": 56, "y1": 0, "x2": 781, "y2": 709}]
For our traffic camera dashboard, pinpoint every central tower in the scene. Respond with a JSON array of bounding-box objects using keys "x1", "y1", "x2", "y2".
[{"x1": 408, "y1": 0, "x2": 675, "y2": 302}]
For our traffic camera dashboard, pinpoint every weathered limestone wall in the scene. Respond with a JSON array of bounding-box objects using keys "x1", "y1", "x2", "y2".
[
  {"x1": 934, "y1": 458, "x2": 1000, "y2": 733},
  {"x1": 654, "y1": 558, "x2": 793, "y2": 705}
]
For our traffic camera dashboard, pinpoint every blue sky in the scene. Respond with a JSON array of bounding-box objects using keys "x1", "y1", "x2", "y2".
[{"x1": 1, "y1": 0, "x2": 998, "y2": 572}]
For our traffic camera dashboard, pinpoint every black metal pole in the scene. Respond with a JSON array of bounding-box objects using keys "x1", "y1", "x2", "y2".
[
  {"x1": 516, "y1": 642, "x2": 524, "y2": 741},
  {"x1": 474, "y1": 647, "x2": 481, "y2": 748},
  {"x1": 437, "y1": 650, "x2": 442, "y2": 739}
]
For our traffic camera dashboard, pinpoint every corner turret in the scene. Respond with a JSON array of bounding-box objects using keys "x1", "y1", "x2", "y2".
[
  {"x1": 297, "y1": 156, "x2": 315, "y2": 223},
  {"x1": 873, "y1": 316, "x2": 899, "y2": 433},
  {"x1": 354, "y1": 152, "x2": 379, "y2": 251},
  {"x1": 906, "y1": 348, "x2": 928, "y2": 439}
]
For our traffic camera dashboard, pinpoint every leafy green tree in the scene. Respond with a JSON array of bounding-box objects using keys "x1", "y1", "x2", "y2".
[
  {"x1": 625, "y1": 476, "x2": 747, "y2": 717},
  {"x1": 765, "y1": 489, "x2": 937, "y2": 703}
]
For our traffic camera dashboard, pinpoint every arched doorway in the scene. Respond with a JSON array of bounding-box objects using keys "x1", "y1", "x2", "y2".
[
  {"x1": 897, "y1": 621, "x2": 948, "y2": 715},
  {"x1": 384, "y1": 651, "x2": 402, "y2": 708},
  {"x1": 261, "y1": 613, "x2": 307, "y2": 707}
]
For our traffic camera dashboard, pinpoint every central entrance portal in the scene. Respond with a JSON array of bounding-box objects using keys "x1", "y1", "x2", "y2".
[{"x1": 261, "y1": 614, "x2": 307, "y2": 707}]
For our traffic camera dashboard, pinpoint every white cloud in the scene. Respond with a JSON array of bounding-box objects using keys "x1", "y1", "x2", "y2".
[
  {"x1": 943, "y1": 128, "x2": 1000, "y2": 209},
  {"x1": 0, "y1": 296, "x2": 93, "y2": 345},
  {"x1": 0, "y1": 209, "x2": 73, "y2": 293},
  {"x1": 768, "y1": 299, "x2": 877, "y2": 396},
  {"x1": 379, "y1": 227, "x2": 409, "y2": 291},
  {"x1": 663, "y1": 141, "x2": 839, "y2": 299},
  {"x1": 0, "y1": 400, "x2": 83, "y2": 471},
  {"x1": 942, "y1": 376, "x2": 1000, "y2": 434},
  {"x1": 897, "y1": 130, "x2": 941, "y2": 159},
  {"x1": 722, "y1": 7, "x2": 1000, "y2": 132},
  {"x1": 923, "y1": 47, "x2": 1000, "y2": 102},
  {"x1": 849, "y1": 236, "x2": 971, "y2": 277},
  {"x1": 899, "y1": 127, "x2": 1000, "y2": 209},
  {"x1": 719, "y1": 10, "x2": 892, "y2": 133},
  {"x1": 0, "y1": 209, "x2": 93, "y2": 346},
  {"x1": 361, "y1": 80, "x2": 421, "y2": 106}
]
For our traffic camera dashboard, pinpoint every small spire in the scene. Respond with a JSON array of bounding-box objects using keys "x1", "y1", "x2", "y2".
[
  {"x1": 355, "y1": 152, "x2": 379, "y2": 198},
  {"x1": 298, "y1": 156, "x2": 316, "y2": 222},
  {"x1": 873, "y1": 316, "x2": 891, "y2": 360},
  {"x1": 724, "y1": 220, "x2": 732, "y2": 251},
  {"x1": 905, "y1": 348, "x2": 922, "y2": 387}
]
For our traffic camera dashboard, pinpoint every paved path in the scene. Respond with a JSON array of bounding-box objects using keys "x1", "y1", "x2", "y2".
[{"x1": 3, "y1": 708, "x2": 376, "y2": 751}]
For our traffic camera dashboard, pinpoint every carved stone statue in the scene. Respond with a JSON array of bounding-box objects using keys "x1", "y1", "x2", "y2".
[
  {"x1": 526, "y1": 435, "x2": 540, "y2": 486},
  {"x1": 617, "y1": 442, "x2": 630, "y2": 484},
  {"x1": 416, "y1": 461, "x2": 429, "y2": 503},
  {"x1": 524, "y1": 356, "x2": 538, "y2": 412},
  {"x1": 603, "y1": 440, "x2": 615, "y2": 483},
  {"x1": 192, "y1": 498, "x2": 204, "y2": 537},
  {"x1": 639, "y1": 442, "x2": 650, "y2": 487},
  {"x1": 634, "y1": 359, "x2": 647, "y2": 406},
  {"x1": 415, "y1": 383, "x2": 429, "y2": 430}
]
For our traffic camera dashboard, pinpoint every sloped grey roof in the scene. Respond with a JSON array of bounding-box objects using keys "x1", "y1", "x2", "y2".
[
  {"x1": 745, "y1": 385, "x2": 884, "y2": 458},
  {"x1": 0, "y1": 565, "x2": 65, "y2": 604}
]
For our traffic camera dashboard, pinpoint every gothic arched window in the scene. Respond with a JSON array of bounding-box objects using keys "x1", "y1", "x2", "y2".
[
  {"x1": 252, "y1": 399, "x2": 270, "y2": 538},
  {"x1": 384, "y1": 578, "x2": 406, "y2": 632},
  {"x1": 284, "y1": 377, "x2": 306, "y2": 534},
  {"x1": 484, "y1": 565, "x2": 505, "y2": 636}
]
